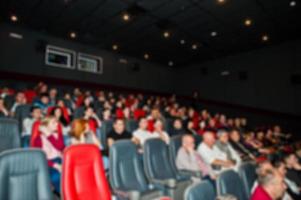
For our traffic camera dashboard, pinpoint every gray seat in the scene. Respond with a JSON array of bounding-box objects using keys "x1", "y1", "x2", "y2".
[
  {"x1": 110, "y1": 140, "x2": 162, "y2": 200},
  {"x1": 0, "y1": 118, "x2": 20, "y2": 153},
  {"x1": 143, "y1": 138, "x2": 191, "y2": 200},
  {"x1": 217, "y1": 169, "x2": 248, "y2": 200},
  {"x1": 0, "y1": 149, "x2": 53, "y2": 200},
  {"x1": 125, "y1": 119, "x2": 138, "y2": 133},
  {"x1": 238, "y1": 162, "x2": 257, "y2": 198},
  {"x1": 98, "y1": 120, "x2": 113, "y2": 150},
  {"x1": 184, "y1": 181, "x2": 216, "y2": 200}
]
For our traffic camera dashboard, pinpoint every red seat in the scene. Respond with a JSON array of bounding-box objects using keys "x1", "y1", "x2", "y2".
[{"x1": 62, "y1": 144, "x2": 111, "y2": 200}]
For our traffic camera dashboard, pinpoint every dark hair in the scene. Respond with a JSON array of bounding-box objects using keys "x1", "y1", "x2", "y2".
[{"x1": 30, "y1": 106, "x2": 41, "y2": 113}]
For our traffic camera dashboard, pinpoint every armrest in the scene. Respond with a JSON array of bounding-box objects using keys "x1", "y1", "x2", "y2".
[
  {"x1": 151, "y1": 178, "x2": 177, "y2": 188},
  {"x1": 179, "y1": 170, "x2": 202, "y2": 178},
  {"x1": 113, "y1": 189, "x2": 141, "y2": 200}
]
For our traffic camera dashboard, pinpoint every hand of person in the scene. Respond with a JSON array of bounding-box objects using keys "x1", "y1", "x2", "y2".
[{"x1": 54, "y1": 163, "x2": 62, "y2": 173}]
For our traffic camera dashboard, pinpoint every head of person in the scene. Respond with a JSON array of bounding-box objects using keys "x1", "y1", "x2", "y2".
[
  {"x1": 49, "y1": 88, "x2": 57, "y2": 99},
  {"x1": 70, "y1": 119, "x2": 89, "y2": 140},
  {"x1": 40, "y1": 116, "x2": 58, "y2": 133},
  {"x1": 51, "y1": 107, "x2": 62, "y2": 119},
  {"x1": 40, "y1": 93, "x2": 49, "y2": 105},
  {"x1": 30, "y1": 106, "x2": 42, "y2": 120},
  {"x1": 151, "y1": 107, "x2": 161, "y2": 119},
  {"x1": 83, "y1": 96, "x2": 92, "y2": 107},
  {"x1": 154, "y1": 119, "x2": 164, "y2": 132},
  {"x1": 102, "y1": 109, "x2": 111, "y2": 120},
  {"x1": 113, "y1": 118, "x2": 125, "y2": 134},
  {"x1": 173, "y1": 118, "x2": 183, "y2": 130},
  {"x1": 258, "y1": 170, "x2": 286, "y2": 200},
  {"x1": 187, "y1": 121, "x2": 194, "y2": 130},
  {"x1": 229, "y1": 129, "x2": 240, "y2": 142},
  {"x1": 217, "y1": 129, "x2": 229, "y2": 144},
  {"x1": 84, "y1": 106, "x2": 94, "y2": 118},
  {"x1": 138, "y1": 117, "x2": 148, "y2": 130},
  {"x1": 284, "y1": 153, "x2": 299, "y2": 168},
  {"x1": 203, "y1": 131, "x2": 216, "y2": 148},
  {"x1": 15, "y1": 92, "x2": 26, "y2": 103},
  {"x1": 273, "y1": 160, "x2": 287, "y2": 178},
  {"x1": 256, "y1": 160, "x2": 274, "y2": 177},
  {"x1": 182, "y1": 134, "x2": 195, "y2": 152}
]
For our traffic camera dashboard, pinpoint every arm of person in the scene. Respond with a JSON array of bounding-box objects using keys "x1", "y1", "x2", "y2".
[
  {"x1": 132, "y1": 137, "x2": 141, "y2": 145},
  {"x1": 107, "y1": 137, "x2": 115, "y2": 147}
]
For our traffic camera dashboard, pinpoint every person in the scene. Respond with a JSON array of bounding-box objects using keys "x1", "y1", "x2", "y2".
[
  {"x1": 0, "y1": 97, "x2": 9, "y2": 117},
  {"x1": 250, "y1": 170, "x2": 286, "y2": 200},
  {"x1": 197, "y1": 131, "x2": 235, "y2": 172},
  {"x1": 215, "y1": 130, "x2": 241, "y2": 169},
  {"x1": 176, "y1": 134, "x2": 216, "y2": 183},
  {"x1": 170, "y1": 118, "x2": 186, "y2": 136},
  {"x1": 83, "y1": 106, "x2": 102, "y2": 134},
  {"x1": 22, "y1": 106, "x2": 42, "y2": 146},
  {"x1": 152, "y1": 119, "x2": 170, "y2": 144},
  {"x1": 32, "y1": 116, "x2": 65, "y2": 193},
  {"x1": 251, "y1": 160, "x2": 274, "y2": 193},
  {"x1": 284, "y1": 153, "x2": 301, "y2": 187},
  {"x1": 107, "y1": 118, "x2": 132, "y2": 147},
  {"x1": 33, "y1": 93, "x2": 50, "y2": 114},
  {"x1": 10, "y1": 92, "x2": 26, "y2": 116}
]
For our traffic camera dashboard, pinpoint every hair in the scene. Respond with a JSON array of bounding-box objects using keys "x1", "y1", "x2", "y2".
[
  {"x1": 30, "y1": 106, "x2": 41, "y2": 113},
  {"x1": 70, "y1": 119, "x2": 88, "y2": 140},
  {"x1": 40, "y1": 116, "x2": 56, "y2": 127}
]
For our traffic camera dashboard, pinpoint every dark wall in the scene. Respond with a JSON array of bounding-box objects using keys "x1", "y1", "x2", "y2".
[
  {"x1": 0, "y1": 23, "x2": 174, "y2": 93},
  {"x1": 174, "y1": 40, "x2": 301, "y2": 116}
]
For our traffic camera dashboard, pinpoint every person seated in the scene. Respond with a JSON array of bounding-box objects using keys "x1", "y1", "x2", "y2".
[
  {"x1": 176, "y1": 134, "x2": 216, "y2": 183},
  {"x1": 83, "y1": 106, "x2": 102, "y2": 134},
  {"x1": 215, "y1": 130, "x2": 242, "y2": 169},
  {"x1": 0, "y1": 97, "x2": 9, "y2": 117},
  {"x1": 48, "y1": 88, "x2": 58, "y2": 106},
  {"x1": 152, "y1": 119, "x2": 170, "y2": 144},
  {"x1": 33, "y1": 93, "x2": 50, "y2": 114},
  {"x1": 273, "y1": 160, "x2": 300, "y2": 200},
  {"x1": 22, "y1": 106, "x2": 42, "y2": 146},
  {"x1": 197, "y1": 131, "x2": 235, "y2": 173},
  {"x1": 69, "y1": 119, "x2": 108, "y2": 169},
  {"x1": 32, "y1": 116, "x2": 65, "y2": 194},
  {"x1": 284, "y1": 153, "x2": 301, "y2": 187},
  {"x1": 251, "y1": 160, "x2": 274, "y2": 192},
  {"x1": 10, "y1": 91, "x2": 26, "y2": 116},
  {"x1": 107, "y1": 118, "x2": 132, "y2": 148},
  {"x1": 229, "y1": 129, "x2": 256, "y2": 161},
  {"x1": 170, "y1": 118, "x2": 186, "y2": 136},
  {"x1": 146, "y1": 107, "x2": 164, "y2": 132},
  {"x1": 251, "y1": 169, "x2": 286, "y2": 200}
]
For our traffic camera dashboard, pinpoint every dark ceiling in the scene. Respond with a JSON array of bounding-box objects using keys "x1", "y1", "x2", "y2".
[{"x1": 0, "y1": 0, "x2": 301, "y2": 67}]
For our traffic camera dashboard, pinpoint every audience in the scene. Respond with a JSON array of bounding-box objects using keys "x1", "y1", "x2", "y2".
[{"x1": 107, "y1": 118, "x2": 132, "y2": 147}]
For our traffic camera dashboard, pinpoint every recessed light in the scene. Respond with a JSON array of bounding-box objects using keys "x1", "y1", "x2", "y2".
[
  {"x1": 122, "y1": 13, "x2": 130, "y2": 21},
  {"x1": 217, "y1": 0, "x2": 226, "y2": 4},
  {"x1": 163, "y1": 31, "x2": 170, "y2": 38},
  {"x1": 144, "y1": 53, "x2": 149, "y2": 60},
  {"x1": 290, "y1": 1, "x2": 296, "y2": 7},
  {"x1": 168, "y1": 61, "x2": 174, "y2": 66},
  {"x1": 70, "y1": 32, "x2": 76, "y2": 39},
  {"x1": 262, "y1": 34, "x2": 269, "y2": 42},
  {"x1": 211, "y1": 31, "x2": 217, "y2": 37},
  {"x1": 112, "y1": 44, "x2": 118, "y2": 50},
  {"x1": 244, "y1": 18, "x2": 252, "y2": 26},
  {"x1": 192, "y1": 44, "x2": 198, "y2": 50},
  {"x1": 180, "y1": 39, "x2": 185, "y2": 45},
  {"x1": 10, "y1": 15, "x2": 18, "y2": 22}
]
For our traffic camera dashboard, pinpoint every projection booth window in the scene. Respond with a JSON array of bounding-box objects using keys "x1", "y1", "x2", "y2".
[
  {"x1": 45, "y1": 45, "x2": 76, "y2": 69},
  {"x1": 77, "y1": 53, "x2": 103, "y2": 74}
]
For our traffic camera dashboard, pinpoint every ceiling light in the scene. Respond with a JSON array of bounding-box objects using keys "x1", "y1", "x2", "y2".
[
  {"x1": 168, "y1": 61, "x2": 174, "y2": 66},
  {"x1": 217, "y1": 0, "x2": 226, "y2": 4},
  {"x1": 163, "y1": 31, "x2": 170, "y2": 38},
  {"x1": 262, "y1": 34, "x2": 269, "y2": 42},
  {"x1": 290, "y1": 1, "x2": 296, "y2": 7},
  {"x1": 122, "y1": 13, "x2": 130, "y2": 21},
  {"x1": 180, "y1": 39, "x2": 185, "y2": 45},
  {"x1": 211, "y1": 31, "x2": 217, "y2": 37},
  {"x1": 70, "y1": 32, "x2": 76, "y2": 39},
  {"x1": 10, "y1": 15, "x2": 18, "y2": 22},
  {"x1": 244, "y1": 18, "x2": 252, "y2": 26},
  {"x1": 192, "y1": 44, "x2": 198, "y2": 50},
  {"x1": 144, "y1": 53, "x2": 149, "y2": 60},
  {"x1": 112, "y1": 44, "x2": 118, "y2": 50}
]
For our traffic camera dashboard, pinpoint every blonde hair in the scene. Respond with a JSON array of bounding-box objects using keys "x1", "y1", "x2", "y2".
[{"x1": 40, "y1": 116, "x2": 56, "y2": 127}]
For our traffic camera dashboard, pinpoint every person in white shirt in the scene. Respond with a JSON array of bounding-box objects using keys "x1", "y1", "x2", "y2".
[
  {"x1": 133, "y1": 118, "x2": 168, "y2": 146},
  {"x1": 22, "y1": 106, "x2": 42, "y2": 146},
  {"x1": 197, "y1": 131, "x2": 235, "y2": 172},
  {"x1": 152, "y1": 119, "x2": 170, "y2": 144},
  {"x1": 215, "y1": 129, "x2": 242, "y2": 170}
]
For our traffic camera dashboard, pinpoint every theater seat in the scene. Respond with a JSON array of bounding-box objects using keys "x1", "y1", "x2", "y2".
[
  {"x1": 0, "y1": 118, "x2": 20, "y2": 153},
  {"x1": 144, "y1": 139, "x2": 191, "y2": 200},
  {"x1": 110, "y1": 140, "x2": 162, "y2": 200},
  {"x1": 62, "y1": 144, "x2": 111, "y2": 200},
  {"x1": 184, "y1": 181, "x2": 216, "y2": 200},
  {"x1": 217, "y1": 169, "x2": 248, "y2": 200},
  {"x1": 125, "y1": 119, "x2": 138, "y2": 133},
  {"x1": 0, "y1": 149, "x2": 53, "y2": 200},
  {"x1": 238, "y1": 162, "x2": 257, "y2": 198}
]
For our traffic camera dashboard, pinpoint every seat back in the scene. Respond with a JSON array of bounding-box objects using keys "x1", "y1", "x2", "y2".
[
  {"x1": 0, "y1": 149, "x2": 53, "y2": 200},
  {"x1": 144, "y1": 139, "x2": 177, "y2": 181},
  {"x1": 62, "y1": 144, "x2": 111, "y2": 200},
  {"x1": 238, "y1": 162, "x2": 257, "y2": 198},
  {"x1": 125, "y1": 119, "x2": 138, "y2": 133},
  {"x1": 217, "y1": 170, "x2": 248, "y2": 200},
  {"x1": 169, "y1": 135, "x2": 183, "y2": 172},
  {"x1": 193, "y1": 135, "x2": 202, "y2": 147},
  {"x1": 110, "y1": 140, "x2": 149, "y2": 192},
  {"x1": 185, "y1": 181, "x2": 216, "y2": 200},
  {"x1": 98, "y1": 120, "x2": 113, "y2": 150},
  {"x1": 0, "y1": 118, "x2": 20, "y2": 153}
]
